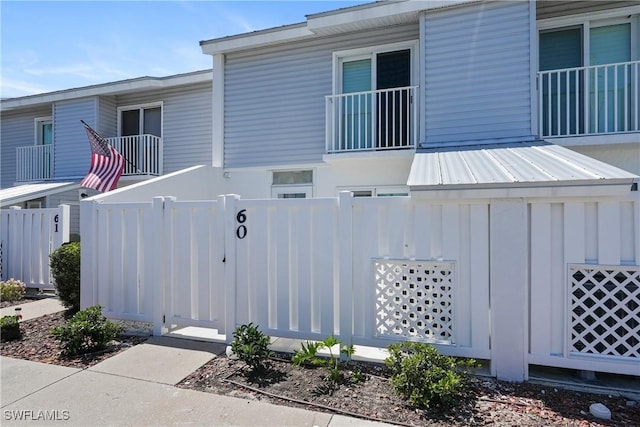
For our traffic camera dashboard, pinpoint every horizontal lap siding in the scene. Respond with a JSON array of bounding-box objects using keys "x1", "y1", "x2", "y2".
[
  {"x1": 116, "y1": 83, "x2": 212, "y2": 173},
  {"x1": 53, "y1": 98, "x2": 97, "y2": 178},
  {"x1": 423, "y1": 1, "x2": 533, "y2": 143},
  {"x1": 224, "y1": 24, "x2": 419, "y2": 168},
  {"x1": 0, "y1": 108, "x2": 52, "y2": 188},
  {"x1": 97, "y1": 96, "x2": 117, "y2": 137}
]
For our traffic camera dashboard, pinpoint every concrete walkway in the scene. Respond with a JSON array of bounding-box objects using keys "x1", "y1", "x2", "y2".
[
  {"x1": 0, "y1": 299, "x2": 392, "y2": 426},
  {"x1": 0, "y1": 298, "x2": 65, "y2": 321}
]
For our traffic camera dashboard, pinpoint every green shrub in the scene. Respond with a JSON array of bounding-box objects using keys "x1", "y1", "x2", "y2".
[
  {"x1": 0, "y1": 278, "x2": 26, "y2": 302},
  {"x1": 385, "y1": 342, "x2": 477, "y2": 410},
  {"x1": 293, "y1": 336, "x2": 355, "y2": 386},
  {"x1": 230, "y1": 323, "x2": 273, "y2": 373},
  {"x1": 49, "y1": 242, "x2": 80, "y2": 312},
  {"x1": 0, "y1": 315, "x2": 21, "y2": 341},
  {"x1": 50, "y1": 305, "x2": 121, "y2": 356}
]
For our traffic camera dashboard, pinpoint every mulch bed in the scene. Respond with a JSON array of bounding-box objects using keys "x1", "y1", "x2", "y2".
[
  {"x1": 2, "y1": 310, "x2": 638, "y2": 426},
  {"x1": 0, "y1": 311, "x2": 147, "y2": 369},
  {"x1": 178, "y1": 355, "x2": 640, "y2": 427}
]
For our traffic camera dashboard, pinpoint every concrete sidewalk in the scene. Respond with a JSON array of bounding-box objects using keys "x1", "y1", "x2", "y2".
[
  {"x1": 0, "y1": 300, "x2": 392, "y2": 426},
  {"x1": 0, "y1": 298, "x2": 65, "y2": 322}
]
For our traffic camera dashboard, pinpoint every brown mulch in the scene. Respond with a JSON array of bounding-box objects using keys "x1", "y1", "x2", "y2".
[
  {"x1": 177, "y1": 355, "x2": 640, "y2": 427},
  {"x1": 0, "y1": 311, "x2": 147, "y2": 368},
  {"x1": 1, "y1": 312, "x2": 638, "y2": 426}
]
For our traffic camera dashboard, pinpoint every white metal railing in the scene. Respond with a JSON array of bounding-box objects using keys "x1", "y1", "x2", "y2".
[
  {"x1": 538, "y1": 60, "x2": 640, "y2": 137},
  {"x1": 106, "y1": 134, "x2": 162, "y2": 176},
  {"x1": 16, "y1": 145, "x2": 53, "y2": 182},
  {"x1": 15, "y1": 135, "x2": 161, "y2": 182},
  {"x1": 326, "y1": 86, "x2": 418, "y2": 153}
]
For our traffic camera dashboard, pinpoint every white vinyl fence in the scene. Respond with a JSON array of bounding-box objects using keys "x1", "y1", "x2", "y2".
[
  {"x1": 0, "y1": 205, "x2": 70, "y2": 289},
  {"x1": 81, "y1": 192, "x2": 639, "y2": 379}
]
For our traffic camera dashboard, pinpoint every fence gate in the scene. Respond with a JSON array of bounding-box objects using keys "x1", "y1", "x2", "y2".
[
  {"x1": 0, "y1": 205, "x2": 70, "y2": 289},
  {"x1": 159, "y1": 197, "x2": 227, "y2": 334}
]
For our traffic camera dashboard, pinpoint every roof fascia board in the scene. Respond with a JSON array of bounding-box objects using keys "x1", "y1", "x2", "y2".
[
  {"x1": 201, "y1": 0, "x2": 479, "y2": 55},
  {"x1": 1, "y1": 71, "x2": 212, "y2": 111},
  {"x1": 306, "y1": 0, "x2": 476, "y2": 33},
  {"x1": 200, "y1": 24, "x2": 313, "y2": 55}
]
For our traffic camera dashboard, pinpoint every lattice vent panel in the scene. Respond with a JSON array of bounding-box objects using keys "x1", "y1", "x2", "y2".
[
  {"x1": 374, "y1": 260, "x2": 454, "y2": 344},
  {"x1": 569, "y1": 265, "x2": 639, "y2": 358}
]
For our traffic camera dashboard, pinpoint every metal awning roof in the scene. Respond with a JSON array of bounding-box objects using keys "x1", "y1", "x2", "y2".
[
  {"x1": 0, "y1": 182, "x2": 80, "y2": 207},
  {"x1": 407, "y1": 141, "x2": 638, "y2": 190}
]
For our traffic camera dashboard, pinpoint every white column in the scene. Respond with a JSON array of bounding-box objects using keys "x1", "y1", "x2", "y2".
[
  {"x1": 490, "y1": 199, "x2": 528, "y2": 381},
  {"x1": 212, "y1": 54, "x2": 225, "y2": 168}
]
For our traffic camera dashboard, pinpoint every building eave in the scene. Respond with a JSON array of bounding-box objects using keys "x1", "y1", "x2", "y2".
[
  {"x1": 200, "y1": 0, "x2": 478, "y2": 55},
  {"x1": 0, "y1": 70, "x2": 212, "y2": 112}
]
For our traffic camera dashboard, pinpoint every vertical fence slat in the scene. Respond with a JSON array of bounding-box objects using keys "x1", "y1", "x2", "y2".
[
  {"x1": 530, "y1": 203, "x2": 552, "y2": 354},
  {"x1": 296, "y1": 206, "x2": 312, "y2": 334},
  {"x1": 470, "y1": 204, "x2": 490, "y2": 352},
  {"x1": 598, "y1": 202, "x2": 621, "y2": 265}
]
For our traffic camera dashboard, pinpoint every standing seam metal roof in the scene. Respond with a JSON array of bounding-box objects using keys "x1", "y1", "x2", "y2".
[{"x1": 407, "y1": 141, "x2": 638, "y2": 188}]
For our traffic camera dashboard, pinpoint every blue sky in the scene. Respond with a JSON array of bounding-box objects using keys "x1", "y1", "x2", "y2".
[{"x1": 1, "y1": 1, "x2": 371, "y2": 99}]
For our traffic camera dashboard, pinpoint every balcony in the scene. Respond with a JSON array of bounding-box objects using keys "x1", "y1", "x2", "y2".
[
  {"x1": 15, "y1": 134, "x2": 162, "y2": 182},
  {"x1": 105, "y1": 134, "x2": 162, "y2": 176},
  {"x1": 326, "y1": 86, "x2": 418, "y2": 153},
  {"x1": 538, "y1": 60, "x2": 639, "y2": 138},
  {"x1": 16, "y1": 145, "x2": 53, "y2": 182}
]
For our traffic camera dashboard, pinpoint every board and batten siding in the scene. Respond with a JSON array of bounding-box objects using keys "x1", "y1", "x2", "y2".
[
  {"x1": 0, "y1": 107, "x2": 53, "y2": 188},
  {"x1": 423, "y1": 1, "x2": 533, "y2": 144},
  {"x1": 224, "y1": 24, "x2": 419, "y2": 169},
  {"x1": 53, "y1": 98, "x2": 97, "y2": 179},
  {"x1": 115, "y1": 82, "x2": 212, "y2": 173}
]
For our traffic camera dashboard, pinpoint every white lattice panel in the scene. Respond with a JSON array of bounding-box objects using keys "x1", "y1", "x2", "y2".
[
  {"x1": 374, "y1": 260, "x2": 455, "y2": 344},
  {"x1": 569, "y1": 265, "x2": 640, "y2": 358}
]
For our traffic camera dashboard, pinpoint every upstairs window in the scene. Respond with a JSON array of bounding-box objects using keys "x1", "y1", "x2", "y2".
[{"x1": 120, "y1": 105, "x2": 162, "y2": 137}]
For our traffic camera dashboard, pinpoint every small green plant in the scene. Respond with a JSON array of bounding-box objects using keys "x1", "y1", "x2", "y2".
[
  {"x1": 0, "y1": 315, "x2": 21, "y2": 341},
  {"x1": 230, "y1": 323, "x2": 273, "y2": 373},
  {"x1": 0, "y1": 278, "x2": 26, "y2": 302},
  {"x1": 50, "y1": 305, "x2": 121, "y2": 356},
  {"x1": 385, "y1": 342, "x2": 478, "y2": 410},
  {"x1": 293, "y1": 336, "x2": 355, "y2": 387},
  {"x1": 49, "y1": 241, "x2": 81, "y2": 312}
]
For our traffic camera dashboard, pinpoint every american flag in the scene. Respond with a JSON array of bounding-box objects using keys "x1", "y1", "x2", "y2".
[{"x1": 80, "y1": 121, "x2": 125, "y2": 192}]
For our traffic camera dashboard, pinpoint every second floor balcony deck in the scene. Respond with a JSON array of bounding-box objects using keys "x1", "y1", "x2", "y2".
[
  {"x1": 325, "y1": 86, "x2": 418, "y2": 154},
  {"x1": 16, "y1": 134, "x2": 162, "y2": 183},
  {"x1": 538, "y1": 60, "x2": 639, "y2": 139}
]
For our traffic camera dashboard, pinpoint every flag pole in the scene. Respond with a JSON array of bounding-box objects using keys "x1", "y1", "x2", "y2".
[{"x1": 80, "y1": 120, "x2": 144, "y2": 175}]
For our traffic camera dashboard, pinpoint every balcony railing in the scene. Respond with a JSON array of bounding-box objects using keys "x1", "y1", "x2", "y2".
[
  {"x1": 326, "y1": 86, "x2": 418, "y2": 153},
  {"x1": 15, "y1": 134, "x2": 162, "y2": 182},
  {"x1": 106, "y1": 134, "x2": 162, "y2": 176},
  {"x1": 16, "y1": 145, "x2": 53, "y2": 182},
  {"x1": 538, "y1": 60, "x2": 639, "y2": 138}
]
